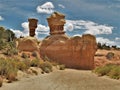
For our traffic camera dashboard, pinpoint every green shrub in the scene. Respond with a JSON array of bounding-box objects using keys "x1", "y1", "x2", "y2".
[
  {"x1": 6, "y1": 67, "x2": 18, "y2": 82},
  {"x1": 93, "y1": 64, "x2": 116, "y2": 76},
  {"x1": 39, "y1": 61, "x2": 52, "y2": 73},
  {"x1": 22, "y1": 59, "x2": 31, "y2": 69},
  {"x1": 0, "y1": 58, "x2": 18, "y2": 82},
  {"x1": 108, "y1": 66, "x2": 120, "y2": 79},
  {"x1": 93, "y1": 64, "x2": 120, "y2": 80},
  {"x1": 21, "y1": 53, "x2": 28, "y2": 58},
  {"x1": 30, "y1": 59, "x2": 40, "y2": 67},
  {"x1": 59, "y1": 64, "x2": 65, "y2": 70},
  {"x1": 16, "y1": 61, "x2": 28, "y2": 71}
]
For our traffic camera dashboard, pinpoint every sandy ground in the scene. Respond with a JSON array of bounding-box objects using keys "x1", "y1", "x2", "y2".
[{"x1": 0, "y1": 69, "x2": 120, "y2": 90}]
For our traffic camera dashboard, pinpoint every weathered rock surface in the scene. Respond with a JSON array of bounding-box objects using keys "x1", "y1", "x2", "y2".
[
  {"x1": 40, "y1": 34, "x2": 97, "y2": 69},
  {"x1": 17, "y1": 36, "x2": 40, "y2": 52},
  {"x1": 28, "y1": 18, "x2": 38, "y2": 37}
]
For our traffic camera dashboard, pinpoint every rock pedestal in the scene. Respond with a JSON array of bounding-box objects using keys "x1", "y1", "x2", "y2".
[
  {"x1": 28, "y1": 18, "x2": 38, "y2": 37},
  {"x1": 40, "y1": 34, "x2": 97, "y2": 69},
  {"x1": 40, "y1": 12, "x2": 97, "y2": 70},
  {"x1": 47, "y1": 12, "x2": 66, "y2": 35},
  {"x1": 17, "y1": 37, "x2": 39, "y2": 52}
]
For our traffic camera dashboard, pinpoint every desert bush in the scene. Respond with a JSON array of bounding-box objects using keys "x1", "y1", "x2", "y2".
[
  {"x1": 21, "y1": 53, "x2": 28, "y2": 58},
  {"x1": 30, "y1": 59, "x2": 40, "y2": 67},
  {"x1": 59, "y1": 64, "x2": 65, "y2": 70},
  {"x1": 39, "y1": 61, "x2": 52, "y2": 73},
  {"x1": 93, "y1": 64, "x2": 116, "y2": 76},
  {"x1": 22, "y1": 59, "x2": 31, "y2": 69},
  {"x1": 106, "y1": 52, "x2": 114, "y2": 60},
  {"x1": 6, "y1": 67, "x2": 18, "y2": 82},
  {"x1": 93, "y1": 64, "x2": 120, "y2": 80},
  {"x1": 11, "y1": 48, "x2": 18, "y2": 55},
  {"x1": 1, "y1": 40, "x2": 18, "y2": 56},
  {"x1": 108, "y1": 66, "x2": 120, "y2": 79},
  {"x1": 16, "y1": 61, "x2": 28, "y2": 71},
  {"x1": 0, "y1": 39, "x2": 6, "y2": 50},
  {"x1": 0, "y1": 58, "x2": 18, "y2": 82}
]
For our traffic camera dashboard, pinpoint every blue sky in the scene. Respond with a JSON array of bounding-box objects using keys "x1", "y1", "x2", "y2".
[{"x1": 0, "y1": 0, "x2": 120, "y2": 47}]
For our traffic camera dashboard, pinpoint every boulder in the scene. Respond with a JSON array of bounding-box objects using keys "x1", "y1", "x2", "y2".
[
  {"x1": 17, "y1": 36, "x2": 40, "y2": 52},
  {"x1": 40, "y1": 34, "x2": 97, "y2": 70}
]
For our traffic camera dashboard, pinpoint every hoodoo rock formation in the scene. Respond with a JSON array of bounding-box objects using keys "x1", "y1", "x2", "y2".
[
  {"x1": 17, "y1": 18, "x2": 39, "y2": 52},
  {"x1": 47, "y1": 12, "x2": 66, "y2": 35},
  {"x1": 28, "y1": 18, "x2": 38, "y2": 37},
  {"x1": 40, "y1": 12, "x2": 97, "y2": 69}
]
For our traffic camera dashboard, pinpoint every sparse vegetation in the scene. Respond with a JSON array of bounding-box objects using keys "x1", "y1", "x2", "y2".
[
  {"x1": 108, "y1": 67, "x2": 120, "y2": 79},
  {"x1": 0, "y1": 58, "x2": 18, "y2": 82},
  {"x1": 21, "y1": 53, "x2": 28, "y2": 58},
  {"x1": 30, "y1": 59, "x2": 40, "y2": 67},
  {"x1": 93, "y1": 64, "x2": 120, "y2": 79},
  {"x1": 59, "y1": 64, "x2": 65, "y2": 70},
  {"x1": 16, "y1": 61, "x2": 29, "y2": 71},
  {"x1": 39, "y1": 61, "x2": 53, "y2": 73}
]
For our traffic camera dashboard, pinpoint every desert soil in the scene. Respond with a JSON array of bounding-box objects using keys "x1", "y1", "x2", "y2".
[{"x1": 0, "y1": 69, "x2": 120, "y2": 90}]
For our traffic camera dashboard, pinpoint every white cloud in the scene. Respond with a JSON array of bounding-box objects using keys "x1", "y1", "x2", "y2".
[
  {"x1": 36, "y1": 2, "x2": 54, "y2": 14},
  {"x1": 36, "y1": 24, "x2": 49, "y2": 35},
  {"x1": 115, "y1": 37, "x2": 120, "y2": 41},
  {"x1": 96, "y1": 37, "x2": 116, "y2": 46},
  {"x1": 0, "y1": 16, "x2": 4, "y2": 21},
  {"x1": 73, "y1": 34, "x2": 82, "y2": 37},
  {"x1": 65, "y1": 20, "x2": 113, "y2": 35},
  {"x1": 10, "y1": 22, "x2": 29, "y2": 38},
  {"x1": 64, "y1": 22, "x2": 74, "y2": 31},
  {"x1": 21, "y1": 22, "x2": 29, "y2": 34},
  {"x1": 58, "y1": 4, "x2": 65, "y2": 8},
  {"x1": 11, "y1": 22, "x2": 49, "y2": 38}
]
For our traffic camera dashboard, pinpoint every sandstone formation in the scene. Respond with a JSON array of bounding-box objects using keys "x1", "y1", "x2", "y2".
[
  {"x1": 40, "y1": 12, "x2": 97, "y2": 69},
  {"x1": 17, "y1": 36, "x2": 39, "y2": 52},
  {"x1": 47, "y1": 12, "x2": 65, "y2": 35},
  {"x1": 40, "y1": 34, "x2": 97, "y2": 69},
  {"x1": 28, "y1": 18, "x2": 38, "y2": 37}
]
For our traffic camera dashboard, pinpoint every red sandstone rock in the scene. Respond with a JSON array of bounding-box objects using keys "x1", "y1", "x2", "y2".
[
  {"x1": 47, "y1": 12, "x2": 66, "y2": 35},
  {"x1": 40, "y1": 12, "x2": 97, "y2": 70},
  {"x1": 28, "y1": 18, "x2": 38, "y2": 37},
  {"x1": 40, "y1": 34, "x2": 97, "y2": 70},
  {"x1": 17, "y1": 36, "x2": 40, "y2": 52}
]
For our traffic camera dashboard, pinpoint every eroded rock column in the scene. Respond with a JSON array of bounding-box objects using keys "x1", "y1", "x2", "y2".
[
  {"x1": 28, "y1": 18, "x2": 38, "y2": 37},
  {"x1": 47, "y1": 12, "x2": 66, "y2": 35}
]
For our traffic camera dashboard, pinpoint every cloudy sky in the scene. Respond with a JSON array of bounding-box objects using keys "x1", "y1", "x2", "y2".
[{"x1": 0, "y1": 0, "x2": 120, "y2": 47}]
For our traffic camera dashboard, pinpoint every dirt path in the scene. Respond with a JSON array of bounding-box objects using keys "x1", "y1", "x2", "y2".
[{"x1": 1, "y1": 69, "x2": 120, "y2": 90}]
